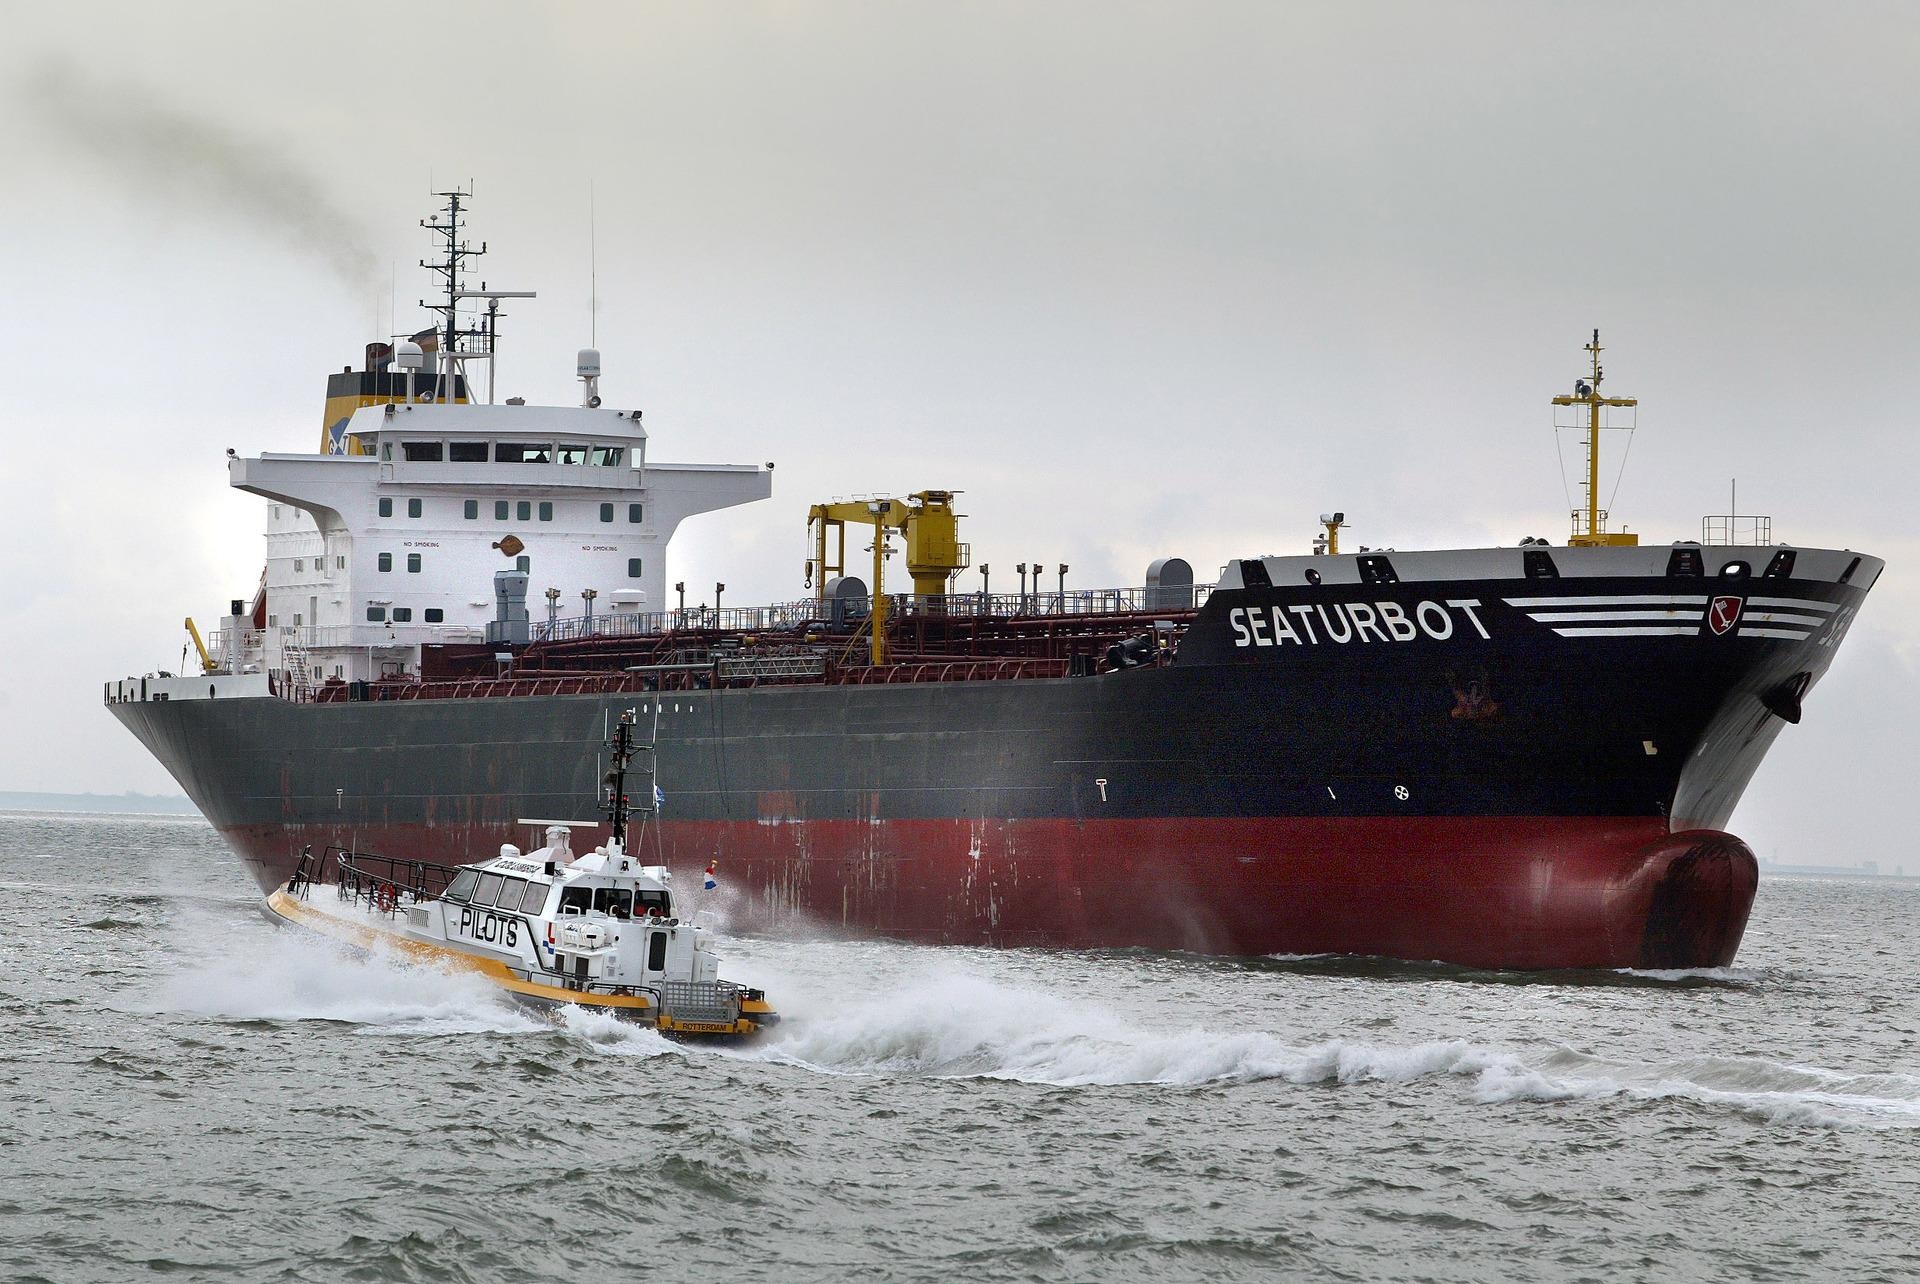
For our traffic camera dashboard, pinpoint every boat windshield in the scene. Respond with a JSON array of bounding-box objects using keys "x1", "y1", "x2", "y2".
[{"x1": 445, "y1": 869, "x2": 479, "y2": 901}]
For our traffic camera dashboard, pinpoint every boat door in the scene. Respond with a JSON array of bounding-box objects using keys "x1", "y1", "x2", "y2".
[{"x1": 640, "y1": 925, "x2": 671, "y2": 985}]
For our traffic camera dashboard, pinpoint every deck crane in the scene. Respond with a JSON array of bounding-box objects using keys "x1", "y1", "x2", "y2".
[{"x1": 806, "y1": 491, "x2": 969, "y2": 666}]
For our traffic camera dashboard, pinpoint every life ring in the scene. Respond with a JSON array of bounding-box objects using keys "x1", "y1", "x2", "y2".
[{"x1": 375, "y1": 882, "x2": 397, "y2": 913}]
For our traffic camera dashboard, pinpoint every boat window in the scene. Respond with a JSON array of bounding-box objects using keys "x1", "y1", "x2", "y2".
[
  {"x1": 538, "y1": 501, "x2": 553, "y2": 522},
  {"x1": 408, "y1": 498, "x2": 423, "y2": 518},
  {"x1": 424, "y1": 608, "x2": 444, "y2": 623},
  {"x1": 391, "y1": 607, "x2": 412, "y2": 622},
  {"x1": 628, "y1": 558, "x2": 643, "y2": 578},
  {"x1": 495, "y1": 442, "x2": 554, "y2": 464},
  {"x1": 378, "y1": 498, "x2": 393, "y2": 517},
  {"x1": 402, "y1": 441, "x2": 443, "y2": 462},
  {"x1": 558, "y1": 886, "x2": 594, "y2": 916},
  {"x1": 463, "y1": 500, "x2": 478, "y2": 520},
  {"x1": 518, "y1": 881, "x2": 551, "y2": 914},
  {"x1": 445, "y1": 869, "x2": 479, "y2": 901},
  {"x1": 647, "y1": 931, "x2": 668, "y2": 972},
  {"x1": 517, "y1": 501, "x2": 531, "y2": 521},
  {"x1": 473, "y1": 872, "x2": 504, "y2": 906},
  {"x1": 557, "y1": 444, "x2": 588, "y2": 465},
  {"x1": 628, "y1": 503, "x2": 643, "y2": 523},
  {"x1": 636, "y1": 889, "x2": 670, "y2": 916},
  {"x1": 592, "y1": 887, "x2": 634, "y2": 918},
  {"x1": 599, "y1": 503, "x2": 614, "y2": 523},
  {"x1": 365, "y1": 606, "x2": 385, "y2": 622},
  {"x1": 590, "y1": 446, "x2": 624, "y2": 466},
  {"x1": 491, "y1": 877, "x2": 525, "y2": 912},
  {"x1": 378, "y1": 553, "x2": 392, "y2": 572},
  {"x1": 449, "y1": 441, "x2": 488, "y2": 463},
  {"x1": 407, "y1": 553, "x2": 422, "y2": 573},
  {"x1": 495, "y1": 500, "x2": 510, "y2": 521}
]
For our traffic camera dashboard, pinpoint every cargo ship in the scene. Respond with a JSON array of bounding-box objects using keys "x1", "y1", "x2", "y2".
[{"x1": 106, "y1": 193, "x2": 1882, "y2": 969}]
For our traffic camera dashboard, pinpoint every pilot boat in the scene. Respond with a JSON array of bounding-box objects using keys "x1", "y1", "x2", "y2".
[{"x1": 260, "y1": 709, "x2": 777, "y2": 1039}]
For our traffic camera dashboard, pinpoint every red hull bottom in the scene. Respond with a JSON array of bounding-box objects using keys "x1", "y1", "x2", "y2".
[{"x1": 222, "y1": 815, "x2": 1757, "y2": 970}]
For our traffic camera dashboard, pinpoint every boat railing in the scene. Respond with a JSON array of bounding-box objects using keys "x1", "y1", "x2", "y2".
[{"x1": 331, "y1": 847, "x2": 465, "y2": 915}]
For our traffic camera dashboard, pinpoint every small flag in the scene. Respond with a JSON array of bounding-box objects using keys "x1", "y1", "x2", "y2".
[
  {"x1": 703, "y1": 860, "x2": 718, "y2": 891},
  {"x1": 654, "y1": 784, "x2": 666, "y2": 812}
]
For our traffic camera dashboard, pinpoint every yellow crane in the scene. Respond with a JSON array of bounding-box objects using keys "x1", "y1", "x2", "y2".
[
  {"x1": 184, "y1": 617, "x2": 218, "y2": 674},
  {"x1": 806, "y1": 490, "x2": 969, "y2": 666},
  {"x1": 1553, "y1": 330, "x2": 1640, "y2": 547}
]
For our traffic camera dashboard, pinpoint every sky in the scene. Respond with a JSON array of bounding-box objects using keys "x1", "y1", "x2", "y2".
[{"x1": 0, "y1": 2, "x2": 1913, "y2": 868}]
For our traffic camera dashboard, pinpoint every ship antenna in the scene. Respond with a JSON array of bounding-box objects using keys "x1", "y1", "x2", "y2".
[
  {"x1": 418, "y1": 185, "x2": 486, "y2": 403},
  {"x1": 605, "y1": 707, "x2": 636, "y2": 845}
]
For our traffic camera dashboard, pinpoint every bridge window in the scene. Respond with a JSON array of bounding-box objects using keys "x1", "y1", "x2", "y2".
[
  {"x1": 402, "y1": 441, "x2": 443, "y2": 461},
  {"x1": 628, "y1": 558, "x2": 644, "y2": 578},
  {"x1": 495, "y1": 500, "x2": 509, "y2": 521},
  {"x1": 636, "y1": 889, "x2": 670, "y2": 916},
  {"x1": 517, "y1": 501, "x2": 531, "y2": 521},
  {"x1": 495, "y1": 443, "x2": 553, "y2": 464},
  {"x1": 538, "y1": 502, "x2": 553, "y2": 522},
  {"x1": 492, "y1": 877, "x2": 525, "y2": 910},
  {"x1": 628, "y1": 503, "x2": 643, "y2": 523},
  {"x1": 378, "y1": 553, "x2": 392, "y2": 572},
  {"x1": 592, "y1": 887, "x2": 634, "y2": 918},
  {"x1": 378, "y1": 498, "x2": 393, "y2": 517},
  {"x1": 391, "y1": 607, "x2": 412, "y2": 622},
  {"x1": 444, "y1": 869, "x2": 479, "y2": 901},
  {"x1": 591, "y1": 446, "x2": 624, "y2": 467},
  {"x1": 517, "y1": 881, "x2": 550, "y2": 913},
  {"x1": 600, "y1": 503, "x2": 614, "y2": 523},
  {"x1": 449, "y1": 441, "x2": 487, "y2": 463},
  {"x1": 464, "y1": 500, "x2": 478, "y2": 520},
  {"x1": 424, "y1": 608, "x2": 444, "y2": 623},
  {"x1": 558, "y1": 886, "x2": 593, "y2": 915},
  {"x1": 558, "y1": 444, "x2": 588, "y2": 465},
  {"x1": 365, "y1": 606, "x2": 386, "y2": 622},
  {"x1": 407, "y1": 553, "x2": 422, "y2": 573}
]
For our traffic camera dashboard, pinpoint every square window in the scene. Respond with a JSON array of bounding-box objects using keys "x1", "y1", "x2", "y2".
[
  {"x1": 628, "y1": 503, "x2": 643, "y2": 523},
  {"x1": 515, "y1": 555, "x2": 530, "y2": 572},
  {"x1": 408, "y1": 498, "x2": 422, "y2": 518},
  {"x1": 381, "y1": 442, "x2": 393, "y2": 461},
  {"x1": 495, "y1": 443, "x2": 553, "y2": 464},
  {"x1": 591, "y1": 446, "x2": 624, "y2": 466},
  {"x1": 517, "y1": 501, "x2": 531, "y2": 521},
  {"x1": 558, "y1": 444, "x2": 588, "y2": 465},
  {"x1": 538, "y1": 502, "x2": 553, "y2": 521},
  {"x1": 464, "y1": 500, "x2": 478, "y2": 520},
  {"x1": 293, "y1": 558, "x2": 304, "y2": 573},
  {"x1": 424, "y1": 608, "x2": 444, "y2": 623},
  {"x1": 628, "y1": 558, "x2": 644, "y2": 578},
  {"x1": 377, "y1": 552, "x2": 392, "y2": 573},
  {"x1": 599, "y1": 503, "x2": 614, "y2": 523},
  {"x1": 378, "y1": 498, "x2": 393, "y2": 517},
  {"x1": 495, "y1": 500, "x2": 509, "y2": 521},
  {"x1": 407, "y1": 553, "x2": 422, "y2": 573},
  {"x1": 401, "y1": 441, "x2": 443, "y2": 462},
  {"x1": 336, "y1": 556, "x2": 346, "y2": 569},
  {"x1": 449, "y1": 441, "x2": 487, "y2": 462},
  {"x1": 392, "y1": 607, "x2": 412, "y2": 622},
  {"x1": 366, "y1": 606, "x2": 386, "y2": 622}
]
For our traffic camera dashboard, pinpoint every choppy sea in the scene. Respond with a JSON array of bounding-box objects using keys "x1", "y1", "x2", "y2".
[{"x1": 2, "y1": 810, "x2": 1917, "y2": 1283}]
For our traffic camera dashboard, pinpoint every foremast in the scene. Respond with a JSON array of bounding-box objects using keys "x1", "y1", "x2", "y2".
[{"x1": 1552, "y1": 330, "x2": 1640, "y2": 547}]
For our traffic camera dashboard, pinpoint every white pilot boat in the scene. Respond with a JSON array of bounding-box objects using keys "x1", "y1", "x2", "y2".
[{"x1": 260, "y1": 710, "x2": 776, "y2": 1039}]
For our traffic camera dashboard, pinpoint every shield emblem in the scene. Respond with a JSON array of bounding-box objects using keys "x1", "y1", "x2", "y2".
[{"x1": 1708, "y1": 595, "x2": 1742, "y2": 636}]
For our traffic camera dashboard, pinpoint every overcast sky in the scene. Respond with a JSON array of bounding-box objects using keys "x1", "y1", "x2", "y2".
[{"x1": 1, "y1": 3, "x2": 1912, "y2": 868}]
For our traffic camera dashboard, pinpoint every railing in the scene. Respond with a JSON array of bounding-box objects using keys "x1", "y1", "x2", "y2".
[
  {"x1": 1702, "y1": 514, "x2": 1773, "y2": 546},
  {"x1": 529, "y1": 583, "x2": 1207, "y2": 643}
]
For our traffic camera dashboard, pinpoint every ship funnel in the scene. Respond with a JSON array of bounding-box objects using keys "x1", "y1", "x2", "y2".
[{"x1": 487, "y1": 569, "x2": 531, "y2": 646}]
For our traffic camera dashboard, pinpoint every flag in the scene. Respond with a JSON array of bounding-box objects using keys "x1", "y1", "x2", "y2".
[
  {"x1": 654, "y1": 784, "x2": 666, "y2": 812},
  {"x1": 703, "y1": 860, "x2": 718, "y2": 891}
]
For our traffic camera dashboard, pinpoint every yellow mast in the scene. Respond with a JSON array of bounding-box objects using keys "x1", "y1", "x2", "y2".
[
  {"x1": 805, "y1": 492, "x2": 968, "y2": 666},
  {"x1": 1551, "y1": 330, "x2": 1639, "y2": 547}
]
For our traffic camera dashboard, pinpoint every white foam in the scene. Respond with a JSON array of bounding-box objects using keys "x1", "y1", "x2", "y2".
[{"x1": 145, "y1": 928, "x2": 542, "y2": 1036}]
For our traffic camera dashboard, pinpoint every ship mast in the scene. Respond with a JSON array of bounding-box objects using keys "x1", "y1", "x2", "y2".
[
  {"x1": 418, "y1": 189, "x2": 536, "y2": 405},
  {"x1": 1552, "y1": 330, "x2": 1639, "y2": 547}
]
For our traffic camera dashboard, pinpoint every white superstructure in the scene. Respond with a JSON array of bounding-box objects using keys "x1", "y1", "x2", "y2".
[{"x1": 221, "y1": 400, "x2": 769, "y2": 689}]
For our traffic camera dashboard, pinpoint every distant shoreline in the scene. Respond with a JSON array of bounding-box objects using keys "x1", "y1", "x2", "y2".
[{"x1": 0, "y1": 791, "x2": 202, "y2": 817}]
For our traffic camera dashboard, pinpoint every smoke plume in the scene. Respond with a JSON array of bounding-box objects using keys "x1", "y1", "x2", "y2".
[{"x1": 21, "y1": 60, "x2": 379, "y2": 292}]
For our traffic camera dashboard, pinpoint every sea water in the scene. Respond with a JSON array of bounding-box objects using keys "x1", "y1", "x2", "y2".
[{"x1": 2, "y1": 810, "x2": 1916, "y2": 1283}]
